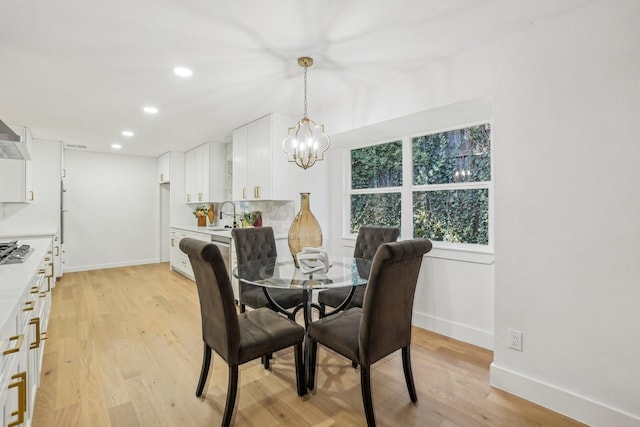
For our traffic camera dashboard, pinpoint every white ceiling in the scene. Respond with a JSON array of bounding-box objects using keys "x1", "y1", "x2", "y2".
[{"x1": 0, "y1": 0, "x2": 596, "y2": 157}]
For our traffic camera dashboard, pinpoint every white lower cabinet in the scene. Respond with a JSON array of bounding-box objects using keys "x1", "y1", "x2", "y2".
[
  {"x1": 1, "y1": 238, "x2": 52, "y2": 427},
  {"x1": 169, "y1": 228, "x2": 210, "y2": 280}
]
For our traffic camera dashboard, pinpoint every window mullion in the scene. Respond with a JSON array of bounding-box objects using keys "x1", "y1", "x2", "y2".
[{"x1": 402, "y1": 136, "x2": 413, "y2": 238}]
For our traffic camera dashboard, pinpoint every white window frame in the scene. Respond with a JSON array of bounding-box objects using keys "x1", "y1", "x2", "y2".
[{"x1": 345, "y1": 121, "x2": 494, "y2": 256}]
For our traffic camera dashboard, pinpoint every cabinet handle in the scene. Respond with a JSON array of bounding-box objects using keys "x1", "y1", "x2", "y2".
[
  {"x1": 48, "y1": 262, "x2": 54, "y2": 279},
  {"x1": 8, "y1": 372, "x2": 27, "y2": 427},
  {"x1": 186, "y1": 194, "x2": 191, "y2": 202},
  {"x1": 198, "y1": 192, "x2": 203, "y2": 201},
  {"x1": 254, "y1": 186, "x2": 261, "y2": 199},
  {"x1": 30, "y1": 286, "x2": 39, "y2": 294},
  {"x1": 55, "y1": 246, "x2": 60, "y2": 256},
  {"x1": 3, "y1": 335, "x2": 24, "y2": 355},
  {"x1": 62, "y1": 168, "x2": 67, "y2": 178},
  {"x1": 23, "y1": 300, "x2": 34, "y2": 312},
  {"x1": 171, "y1": 238, "x2": 175, "y2": 247},
  {"x1": 242, "y1": 188, "x2": 247, "y2": 199},
  {"x1": 38, "y1": 269, "x2": 46, "y2": 274},
  {"x1": 160, "y1": 173, "x2": 164, "y2": 181},
  {"x1": 30, "y1": 317, "x2": 41, "y2": 349},
  {"x1": 29, "y1": 191, "x2": 35, "y2": 201}
]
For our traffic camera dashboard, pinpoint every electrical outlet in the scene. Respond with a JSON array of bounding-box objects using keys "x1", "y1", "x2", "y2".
[{"x1": 508, "y1": 329, "x2": 523, "y2": 351}]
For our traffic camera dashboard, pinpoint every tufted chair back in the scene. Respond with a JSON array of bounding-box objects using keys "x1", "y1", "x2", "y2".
[
  {"x1": 232, "y1": 226, "x2": 278, "y2": 265},
  {"x1": 353, "y1": 226, "x2": 401, "y2": 260}
]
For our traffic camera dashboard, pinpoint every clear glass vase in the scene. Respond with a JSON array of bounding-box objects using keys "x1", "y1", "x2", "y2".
[{"x1": 288, "y1": 193, "x2": 323, "y2": 267}]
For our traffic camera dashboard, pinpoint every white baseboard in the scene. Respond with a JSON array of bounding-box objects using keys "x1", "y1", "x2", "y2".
[
  {"x1": 490, "y1": 363, "x2": 640, "y2": 427},
  {"x1": 412, "y1": 311, "x2": 494, "y2": 350},
  {"x1": 64, "y1": 258, "x2": 159, "y2": 273}
]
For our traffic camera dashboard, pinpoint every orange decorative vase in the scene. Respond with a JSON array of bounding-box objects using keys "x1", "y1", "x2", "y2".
[
  {"x1": 288, "y1": 193, "x2": 322, "y2": 267},
  {"x1": 197, "y1": 215, "x2": 206, "y2": 227}
]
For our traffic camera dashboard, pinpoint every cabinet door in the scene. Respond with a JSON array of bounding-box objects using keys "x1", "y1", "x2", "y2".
[
  {"x1": 195, "y1": 143, "x2": 209, "y2": 202},
  {"x1": 185, "y1": 149, "x2": 196, "y2": 203},
  {"x1": 158, "y1": 152, "x2": 170, "y2": 183},
  {"x1": 0, "y1": 126, "x2": 33, "y2": 202},
  {"x1": 247, "y1": 116, "x2": 271, "y2": 200},
  {"x1": 232, "y1": 126, "x2": 248, "y2": 200}
]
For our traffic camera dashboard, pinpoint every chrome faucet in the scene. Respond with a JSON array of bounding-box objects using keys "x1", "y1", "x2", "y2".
[{"x1": 219, "y1": 201, "x2": 237, "y2": 228}]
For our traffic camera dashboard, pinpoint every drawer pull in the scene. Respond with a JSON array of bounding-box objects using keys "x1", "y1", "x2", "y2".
[
  {"x1": 3, "y1": 335, "x2": 24, "y2": 355},
  {"x1": 23, "y1": 300, "x2": 34, "y2": 312},
  {"x1": 8, "y1": 372, "x2": 27, "y2": 427},
  {"x1": 29, "y1": 317, "x2": 41, "y2": 350},
  {"x1": 30, "y1": 286, "x2": 39, "y2": 294}
]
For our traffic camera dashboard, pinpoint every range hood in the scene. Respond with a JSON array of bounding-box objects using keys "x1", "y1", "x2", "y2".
[{"x1": 0, "y1": 119, "x2": 31, "y2": 160}]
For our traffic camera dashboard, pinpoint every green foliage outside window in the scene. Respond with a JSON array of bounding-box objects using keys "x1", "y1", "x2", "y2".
[
  {"x1": 413, "y1": 124, "x2": 490, "y2": 185},
  {"x1": 350, "y1": 193, "x2": 401, "y2": 234},
  {"x1": 351, "y1": 141, "x2": 402, "y2": 189},
  {"x1": 413, "y1": 189, "x2": 489, "y2": 244}
]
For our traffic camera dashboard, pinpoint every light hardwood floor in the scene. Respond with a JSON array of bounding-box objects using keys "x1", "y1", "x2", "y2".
[{"x1": 32, "y1": 263, "x2": 585, "y2": 426}]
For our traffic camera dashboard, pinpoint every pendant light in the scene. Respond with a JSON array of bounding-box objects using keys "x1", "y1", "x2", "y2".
[{"x1": 282, "y1": 57, "x2": 330, "y2": 170}]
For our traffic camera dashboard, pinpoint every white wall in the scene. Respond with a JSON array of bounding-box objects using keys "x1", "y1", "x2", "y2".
[
  {"x1": 490, "y1": 1, "x2": 640, "y2": 425},
  {"x1": 321, "y1": 0, "x2": 639, "y2": 425},
  {"x1": 63, "y1": 150, "x2": 159, "y2": 271}
]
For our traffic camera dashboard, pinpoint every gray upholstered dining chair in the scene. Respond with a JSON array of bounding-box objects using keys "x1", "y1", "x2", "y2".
[
  {"x1": 232, "y1": 227, "x2": 304, "y2": 319},
  {"x1": 180, "y1": 238, "x2": 306, "y2": 427},
  {"x1": 317, "y1": 225, "x2": 400, "y2": 316},
  {"x1": 307, "y1": 238, "x2": 433, "y2": 427}
]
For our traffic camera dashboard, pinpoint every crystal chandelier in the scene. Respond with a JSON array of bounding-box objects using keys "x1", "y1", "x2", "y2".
[{"x1": 282, "y1": 57, "x2": 330, "y2": 170}]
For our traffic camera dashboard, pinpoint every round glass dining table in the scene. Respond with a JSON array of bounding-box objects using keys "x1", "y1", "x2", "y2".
[{"x1": 233, "y1": 256, "x2": 372, "y2": 328}]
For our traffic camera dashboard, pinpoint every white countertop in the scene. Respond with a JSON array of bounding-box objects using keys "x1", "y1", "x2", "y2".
[
  {"x1": 171, "y1": 225, "x2": 287, "y2": 240},
  {"x1": 170, "y1": 225, "x2": 233, "y2": 239},
  {"x1": 0, "y1": 237, "x2": 51, "y2": 331}
]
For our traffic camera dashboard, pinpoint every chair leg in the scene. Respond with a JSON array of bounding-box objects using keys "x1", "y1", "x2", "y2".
[
  {"x1": 307, "y1": 338, "x2": 318, "y2": 390},
  {"x1": 360, "y1": 366, "x2": 376, "y2": 427},
  {"x1": 195, "y1": 343, "x2": 212, "y2": 397},
  {"x1": 402, "y1": 345, "x2": 418, "y2": 403},
  {"x1": 261, "y1": 353, "x2": 272, "y2": 369},
  {"x1": 222, "y1": 365, "x2": 239, "y2": 427},
  {"x1": 294, "y1": 342, "x2": 306, "y2": 396},
  {"x1": 318, "y1": 303, "x2": 326, "y2": 318},
  {"x1": 240, "y1": 303, "x2": 246, "y2": 313}
]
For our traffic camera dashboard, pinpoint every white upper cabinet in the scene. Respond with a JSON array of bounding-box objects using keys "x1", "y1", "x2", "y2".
[
  {"x1": 232, "y1": 113, "x2": 292, "y2": 201},
  {"x1": 157, "y1": 152, "x2": 170, "y2": 183},
  {"x1": 184, "y1": 142, "x2": 225, "y2": 203},
  {"x1": 0, "y1": 126, "x2": 34, "y2": 202}
]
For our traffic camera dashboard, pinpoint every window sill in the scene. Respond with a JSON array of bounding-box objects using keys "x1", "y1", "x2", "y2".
[
  {"x1": 427, "y1": 244, "x2": 494, "y2": 265},
  {"x1": 340, "y1": 238, "x2": 494, "y2": 265}
]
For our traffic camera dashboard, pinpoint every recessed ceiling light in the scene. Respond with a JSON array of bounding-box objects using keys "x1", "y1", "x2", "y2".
[
  {"x1": 143, "y1": 106, "x2": 158, "y2": 114},
  {"x1": 112, "y1": 144, "x2": 122, "y2": 149},
  {"x1": 122, "y1": 130, "x2": 134, "y2": 137},
  {"x1": 173, "y1": 67, "x2": 193, "y2": 77}
]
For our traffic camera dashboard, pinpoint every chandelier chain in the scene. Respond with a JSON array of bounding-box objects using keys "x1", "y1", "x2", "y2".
[{"x1": 303, "y1": 65, "x2": 308, "y2": 119}]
